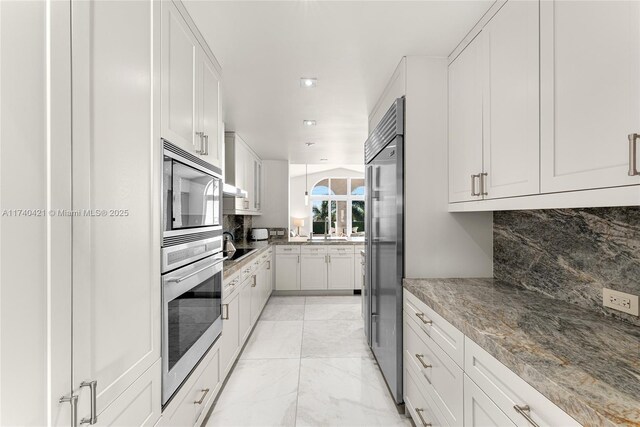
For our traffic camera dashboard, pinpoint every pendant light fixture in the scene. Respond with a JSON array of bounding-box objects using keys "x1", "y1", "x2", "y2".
[{"x1": 304, "y1": 164, "x2": 309, "y2": 206}]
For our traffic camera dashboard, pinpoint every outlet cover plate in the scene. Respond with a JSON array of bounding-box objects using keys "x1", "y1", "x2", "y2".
[{"x1": 602, "y1": 288, "x2": 639, "y2": 316}]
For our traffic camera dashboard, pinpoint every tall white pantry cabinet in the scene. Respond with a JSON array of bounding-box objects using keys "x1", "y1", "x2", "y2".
[{"x1": 0, "y1": 1, "x2": 222, "y2": 426}]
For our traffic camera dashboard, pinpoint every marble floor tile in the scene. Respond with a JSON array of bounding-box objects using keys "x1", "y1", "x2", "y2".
[
  {"x1": 295, "y1": 358, "x2": 410, "y2": 427},
  {"x1": 241, "y1": 320, "x2": 303, "y2": 359},
  {"x1": 301, "y1": 319, "x2": 371, "y2": 358},
  {"x1": 305, "y1": 295, "x2": 361, "y2": 305},
  {"x1": 304, "y1": 303, "x2": 361, "y2": 321},
  {"x1": 261, "y1": 303, "x2": 306, "y2": 321},
  {"x1": 268, "y1": 296, "x2": 306, "y2": 305},
  {"x1": 206, "y1": 359, "x2": 299, "y2": 427}
]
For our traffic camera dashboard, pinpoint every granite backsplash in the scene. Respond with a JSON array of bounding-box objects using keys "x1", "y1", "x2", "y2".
[
  {"x1": 494, "y1": 207, "x2": 640, "y2": 326},
  {"x1": 223, "y1": 214, "x2": 253, "y2": 242}
]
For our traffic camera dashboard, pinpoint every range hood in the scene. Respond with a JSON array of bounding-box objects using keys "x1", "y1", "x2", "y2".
[{"x1": 223, "y1": 183, "x2": 248, "y2": 198}]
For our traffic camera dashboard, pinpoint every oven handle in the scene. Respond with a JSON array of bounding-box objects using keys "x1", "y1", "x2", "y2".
[{"x1": 167, "y1": 257, "x2": 225, "y2": 283}]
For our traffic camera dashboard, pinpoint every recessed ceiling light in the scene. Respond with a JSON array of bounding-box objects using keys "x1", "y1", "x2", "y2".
[
  {"x1": 320, "y1": 158, "x2": 328, "y2": 162},
  {"x1": 303, "y1": 120, "x2": 316, "y2": 127},
  {"x1": 305, "y1": 142, "x2": 315, "y2": 147},
  {"x1": 300, "y1": 78, "x2": 317, "y2": 88}
]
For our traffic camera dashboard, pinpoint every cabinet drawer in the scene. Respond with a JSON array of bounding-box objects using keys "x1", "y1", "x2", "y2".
[
  {"x1": 405, "y1": 365, "x2": 448, "y2": 427},
  {"x1": 464, "y1": 374, "x2": 516, "y2": 427},
  {"x1": 160, "y1": 344, "x2": 219, "y2": 427},
  {"x1": 404, "y1": 290, "x2": 465, "y2": 367},
  {"x1": 301, "y1": 246, "x2": 328, "y2": 254},
  {"x1": 223, "y1": 273, "x2": 242, "y2": 298},
  {"x1": 404, "y1": 313, "x2": 463, "y2": 426},
  {"x1": 276, "y1": 245, "x2": 300, "y2": 254},
  {"x1": 465, "y1": 337, "x2": 580, "y2": 427},
  {"x1": 193, "y1": 349, "x2": 220, "y2": 424},
  {"x1": 327, "y1": 246, "x2": 354, "y2": 254}
]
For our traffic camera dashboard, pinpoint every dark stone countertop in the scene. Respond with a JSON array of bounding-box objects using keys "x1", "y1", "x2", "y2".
[{"x1": 403, "y1": 278, "x2": 640, "y2": 427}]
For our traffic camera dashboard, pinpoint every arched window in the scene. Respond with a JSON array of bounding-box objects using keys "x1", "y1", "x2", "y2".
[{"x1": 310, "y1": 177, "x2": 365, "y2": 237}]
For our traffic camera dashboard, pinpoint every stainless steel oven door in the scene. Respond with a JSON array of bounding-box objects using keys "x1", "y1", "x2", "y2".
[{"x1": 162, "y1": 255, "x2": 223, "y2": 404}]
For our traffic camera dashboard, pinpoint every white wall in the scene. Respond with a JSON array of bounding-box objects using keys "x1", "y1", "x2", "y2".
[
  {"x1": 370, "y1": 56, "x2": 493, "y2": 279},
  {"x1": 290, "y1": 167, "x2": 364, "y2": 236},
  {"x1": 253, "y1": 160, "x2": 290, "y2": 228}
]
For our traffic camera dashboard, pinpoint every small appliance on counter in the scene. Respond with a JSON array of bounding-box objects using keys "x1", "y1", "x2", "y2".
[{"x1": 250, "y1": 228, "x2": 268, "y2": 241}]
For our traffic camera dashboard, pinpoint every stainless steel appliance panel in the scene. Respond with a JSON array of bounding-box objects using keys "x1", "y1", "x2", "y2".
[
  {"x1": 364, "y1": 97, "x2": 404, "y2": 405},
  {"x1": 162, "y1": 254, "x2": 224, "y2": 404}
]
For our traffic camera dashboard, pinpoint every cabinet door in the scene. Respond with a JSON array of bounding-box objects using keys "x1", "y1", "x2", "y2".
[
  {"x1": 161, "y1": 0, "x2": 198, "y2": 154},
  {"x1": 250, "y1": 273, "x2": 262, "y2": 323},
  {"x1": 327, "y1": 254, "x2": 354, "y2": 290},
  {"x1": 301, "y1": 254, "x2": 328, "y2": 290},
  {"x1": 198, "y1": 52, "x2": 222, "y2": 169},
  {"x1": 238, "y1": 280, "x2": 253, "y2": 344},
  {"x1": 449, "y1": 34, "x2": 484, "y2": 203},
  {"x1": 71, "y1": 0, "x2": 161, "y2": 422},
  {"x1": 483, "y1": 0, "x2": 539, "y2": 199},
  {"x1": 275, "y1": 254, "x2": 300, "y2": 290},
  {"x1": 464, "y1": 375, "x2": 515, "y2": 427},
  {"x1": 245, "y1": 151, "x2": 256, "y2": 212},
  {"x1": 220, "y1": 293, "x2": 239, "y2": 377},
  {"x1": 540, "y1": 1, "x2": 640, "y2": 192},
  {"x1": 254, "y1": 159, "x2": 262, "y2": 212}
]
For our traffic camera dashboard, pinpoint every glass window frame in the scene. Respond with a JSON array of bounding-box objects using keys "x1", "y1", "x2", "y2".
[{"x1": 309, "y1": 177, "x2": 365, "y2": 237}]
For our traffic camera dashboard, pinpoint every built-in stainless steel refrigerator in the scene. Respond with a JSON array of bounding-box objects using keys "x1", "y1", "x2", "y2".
[{"x1": 364, "y1": 97, "x2": 404, "y2": 405}]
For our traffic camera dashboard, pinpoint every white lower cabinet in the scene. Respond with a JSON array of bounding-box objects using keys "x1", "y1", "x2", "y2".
[
  {"x1": 275, "y1": 246, "x2": 301, "y2": 290},
  {"x1": 220, "y1": 291, "x2": 240, "y2": 378},
  {"x1": 238, "y1": 276, "x2": 253, "y2": 343},
  {"x1": 98, "y1": 360, "x2": 162, "y2": 427},
  {"x1": 275, "y1": 245, "x2": 361, "y2": 291},
  {"x1": 159, "y1": 345, "x2": 220, "y2": 427},
  {"x1": 404, "y1": 366, "x2": 447, "y2": 427},
  {"x1": 464, "y1": 375, "x2": 515, "y2": 427},
  {"x1": 403, "y1": 289, "x2": 581, "y2": 427},
  {"x1": 327, "y1": 249, "x2": 355, "y2": 290},
  {"x1": 301, "y1": 247, "x2": 328, "y2": 290}
]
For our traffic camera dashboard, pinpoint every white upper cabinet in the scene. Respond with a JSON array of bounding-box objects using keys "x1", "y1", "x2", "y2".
[
  {"x1": 161, "y1": 0, "x2": 223, "y2": 168},
  {"x1": 540, "y1": 0, "x2": 640, "y2": 192},
  {"x1": 161, "y1": 1, "x2": 197, "y2": 154},
  {"x1": 224, "y1": 132, "x2": 263, "y2": 214},
  {"x1": 198, "y1": 52, "x2": 223, "y2": 169},
  {"x1": 449, "y1": 33, "x2": 484, "y2": 203},
  {"x1": 482, "y1": 0, "x2": 539, "y2": 199}
]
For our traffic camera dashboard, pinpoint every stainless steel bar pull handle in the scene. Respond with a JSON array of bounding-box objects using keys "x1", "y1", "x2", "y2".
[
  {"x1": 514, "y1": 405, "x2": 540, "y2": 427},
  {"x1": 59, "y1": 393, "x2": 79, "y2": 427},
  {"x1": 415, "y1": 409, "x2": 432, "y2": 427},
  {"x1": 480, "y1": 172, "x2": 488, "y2": 196},
  {"x1": 80, "y1": 380, "x2": 98, "y2": 425},
  {"x1": 415, "y1": 354, "x2": 432, "y2": 369},
  {"x1": 471, "y1": 174, "x2": 480, "y2": 196},
  {"x1": 194, "y1": 388, "x2": 210, "y2": 405},
  {"x1": 195, "y1": 131, "x2": 204, "y2": 154},
  {"x1": 222, "y1": 303, "x2": 229, "y2": 320},
  {"x1": 629, "y1": 133, "x2": 639, "y2": 176},
  {"x1": 203, "y1": 134, "x2": 209, "y2": 156},
  {"x1": 251, "y1": 275, "x2": 257, "y2": 287},
  {"x1": 415, "y1": 312, "x2": 432, "y2": 325}
]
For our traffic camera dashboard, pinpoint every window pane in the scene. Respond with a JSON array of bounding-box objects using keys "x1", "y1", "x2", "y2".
[
  {"x1": 352, "y1": 201, "x2": 365, "y2": 235},
  {"x1": 351, "y1": 178, "x2": 365, "y2": 195},
  {"x1": 312, "y1": 179, "x2": 330, "y2": 196},
  {"x1": 312, "y1": 200, "x2": 328, "y2": 234},
  {"x1": 330, "y1": 178, "x2": 347, "y2": 195},
  {"x1": 332, "y1": 201, "x2": 347, "y2": 236}
]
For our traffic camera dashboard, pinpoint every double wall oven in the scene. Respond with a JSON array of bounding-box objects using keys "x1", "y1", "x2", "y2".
[{"x1": 161, "y1": 140, "x2": 224, "y2": 404}]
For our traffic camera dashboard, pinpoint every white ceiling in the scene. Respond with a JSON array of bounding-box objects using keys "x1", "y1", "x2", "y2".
[{"x1": 185, "y1": 1, "x2": 492, "y2": 164}]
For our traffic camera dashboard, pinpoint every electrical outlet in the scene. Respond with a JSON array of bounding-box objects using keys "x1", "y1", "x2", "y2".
[
  {"x1": 269, "y1": 230, "x2": 277, "y2": 236},
  {"x1": 602, "y1": 288, "x2": 639, "y2": 316},
  {"x1": 277, "y1": 230, "x2": 285, "y2": 236}
]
